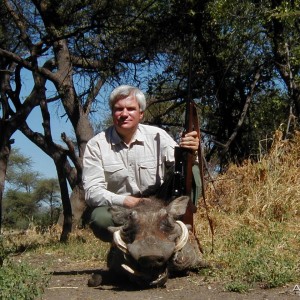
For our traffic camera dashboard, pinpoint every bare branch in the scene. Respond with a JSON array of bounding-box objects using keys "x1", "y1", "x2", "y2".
[
  {"x1": 83, "y1": 78, "x2": 104, "y2": 115},
  {"x1": 61, "y1": 132, "x2": 82, "y2": 174},
  {"x1": 221, "y1": 66, "x2": 262, "y2": 154}
]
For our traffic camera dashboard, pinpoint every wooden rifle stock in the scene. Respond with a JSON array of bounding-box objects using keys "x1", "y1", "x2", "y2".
[{"x1": 173, "y1": 101, "x2": 198, "y2": 232}]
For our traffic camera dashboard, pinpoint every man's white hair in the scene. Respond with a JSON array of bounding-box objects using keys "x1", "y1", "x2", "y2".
[{"x1": 109, "y1": 85, "x2": 146, "y2": 112}]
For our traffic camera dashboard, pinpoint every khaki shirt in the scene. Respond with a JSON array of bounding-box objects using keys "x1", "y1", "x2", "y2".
[{"x1": 82, "y1": 124, "x2": 177, "y2": 207}]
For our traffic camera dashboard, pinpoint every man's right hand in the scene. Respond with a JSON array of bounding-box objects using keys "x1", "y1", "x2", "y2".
[{"x1": 123, "y1": 196, "x2": 141, "y2": 208}]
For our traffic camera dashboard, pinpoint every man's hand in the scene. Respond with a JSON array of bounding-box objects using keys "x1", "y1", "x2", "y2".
[
  {"x1": 179, "y1": 131, "x2": 199, "y2": 151},
  {"x1": 123, "y1": 196, "x2": 141, "y2": 208}
]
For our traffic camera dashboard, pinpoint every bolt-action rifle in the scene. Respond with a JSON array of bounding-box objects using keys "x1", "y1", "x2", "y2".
[
  {"x1": 173, "y1": 103, "x2": 213, "y2": 252},
  {"x1": 173, "y1": 43, "x2": 214, "y2": 251},
  {"x1": 172, "y1": 41, "x2": 201, "y2": 232},
  {"x1": 173, "y1": 100, "x2": 200, "y2": 232}
]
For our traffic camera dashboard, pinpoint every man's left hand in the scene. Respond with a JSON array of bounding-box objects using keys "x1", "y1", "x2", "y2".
[{"x1": 179, "y1": 131, "x2": 199, "y2": 151}]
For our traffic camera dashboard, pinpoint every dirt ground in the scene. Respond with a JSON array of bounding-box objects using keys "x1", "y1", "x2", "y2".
[{"x1": 21, "y1": 252, "x2": 300, "y2": 300}]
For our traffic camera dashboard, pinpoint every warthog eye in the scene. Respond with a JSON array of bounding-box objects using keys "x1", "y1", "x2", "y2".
[
  {"x1": 121, "y1": 211, "x2": 139, "y2": 243},
  {"x1": 160, "y1": 216, "x2": 175, "y2": 233},
  {"x1": 121, "y1": 224, "x2": 137, "y2": 243},
  {"x1": 129, "y1": 210, "x2": 138, "y2": 220}
]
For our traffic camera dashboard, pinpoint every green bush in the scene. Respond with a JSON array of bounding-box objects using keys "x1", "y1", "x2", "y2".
[
  {"x1": 0, "y1": 237, "x2": 49, "y2": 300},
  {"x1": 0, "y1": 259, "x2": 49, "y2": 300}
]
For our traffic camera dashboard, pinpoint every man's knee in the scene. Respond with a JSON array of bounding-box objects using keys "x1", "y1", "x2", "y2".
[{"x1": 89, "y1": 206, "x2": 114, "y2": 242}]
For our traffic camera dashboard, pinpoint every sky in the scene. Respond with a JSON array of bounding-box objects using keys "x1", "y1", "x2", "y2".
[{"x1": 11, "y1": 102, "x2": 73, "y2": 179}]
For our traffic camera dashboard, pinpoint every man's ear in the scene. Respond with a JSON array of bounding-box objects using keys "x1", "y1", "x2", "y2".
[{"x1": 140, "y1": 111, "x2": 144, "y2": 120}]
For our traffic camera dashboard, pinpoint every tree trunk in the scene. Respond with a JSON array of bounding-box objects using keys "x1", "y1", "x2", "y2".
[
  {"x1": 55, "y1": 156, "x2": 72, "y2": 242},
  {"x1": 0, "y1": 139, "x2": 12, "y2": 234},
  {"x1": 69, "y1": 184, "x2": 86, "y2": 227}
]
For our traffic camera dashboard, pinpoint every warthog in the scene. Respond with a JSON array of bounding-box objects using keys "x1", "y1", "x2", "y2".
[{"x1": 103, "y1": 195, "x2": 203, "y2": 288}]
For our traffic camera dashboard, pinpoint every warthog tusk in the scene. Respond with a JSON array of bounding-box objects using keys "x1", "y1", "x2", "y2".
[
  {"x1": 174, "y1": 221, "x2": 189, "y2": 252},
  {"x1": 113, "y1": 230, "x2": 129, "y2": 254},
  {"x1": 121, "y1": 263, "x2": 138, "y2": 275},
  {"x1": 149, "y1": 269, "x2": 168, "y2": 287},
  {"x1": 121, "y1": 263, "x2": 168, "y2": 287}
]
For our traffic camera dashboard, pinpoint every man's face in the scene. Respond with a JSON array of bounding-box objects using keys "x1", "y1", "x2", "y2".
[{"x1": 112, "y1": 94, "x2": 144, "y2": 138}]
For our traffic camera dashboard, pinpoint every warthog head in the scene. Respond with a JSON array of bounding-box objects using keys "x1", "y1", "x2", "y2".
[{"x1": 107, "y1": 196, "x2": 202, "y2": 287}]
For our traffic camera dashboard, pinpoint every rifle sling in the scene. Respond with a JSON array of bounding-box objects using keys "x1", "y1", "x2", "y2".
[{"x1": 191, "y1": 103, "x2": 215, "y2": 253}]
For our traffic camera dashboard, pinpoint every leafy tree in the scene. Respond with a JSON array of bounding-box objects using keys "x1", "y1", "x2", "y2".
[
  {"x1": 3, "y1": 149, "x2": 62, "y2": 229},
  {"x1": 2, "y1": 149, "x2": 38, "y2": 229},
  {"x1": 263, "y1": 0, "x2": 300, "y2": 126},
  {"x1": 143, "y1": 0, "x2": 268, "y2": 167},
  {"x1": 6, "y1": 149, "x2": 40, "y2": 193},
  {"x1": 145, "y1": 0, "x2": 298, "y2": 169},
  {"x1": 33, "y1": 178, "x2": 61, "y2": 226},
  {"x1": 2, "y1": 189, "x2": 37, "y2": 229}
]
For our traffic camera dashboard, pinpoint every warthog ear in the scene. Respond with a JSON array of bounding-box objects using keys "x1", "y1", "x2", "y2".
[
  {"x1": 109, "y1": 206, "x2": 131, "y2": 225},
  {"x1": 167, "y1": 196, "x2": 190, "y2": 217}
]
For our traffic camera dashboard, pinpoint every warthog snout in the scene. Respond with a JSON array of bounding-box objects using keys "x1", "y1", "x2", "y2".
[{"x1": 138, "y1": 255, "x2": 165, "y2": 268}]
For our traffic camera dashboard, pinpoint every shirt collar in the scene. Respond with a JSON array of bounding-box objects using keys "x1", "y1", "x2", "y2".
[
  {"x1": 110, "y1": 125, "x2": 145, "y2": 146},
  {"x1": 110, "y1": 127, "x2": 122, "y2": 145},
  {"x1": 134, "y1": 125, "x2": 145, "y2": 143}
]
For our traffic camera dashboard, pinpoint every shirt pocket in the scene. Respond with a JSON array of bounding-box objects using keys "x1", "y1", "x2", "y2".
[
  {"x1": 138, "y1": 159, "x2": 162, "y2": 194},
  {"x1": 103, "y1": 160, "x2": 128, "y2": 188}
]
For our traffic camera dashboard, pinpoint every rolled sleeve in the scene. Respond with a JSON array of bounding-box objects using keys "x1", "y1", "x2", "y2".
[{"x1": 82, "y1": 139, "x2": 126, "y2": 207}]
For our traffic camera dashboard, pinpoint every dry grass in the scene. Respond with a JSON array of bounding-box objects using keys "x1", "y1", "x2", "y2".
[
  {"x1": 197, "y1": 130, "x2": 300, "y2": 236},
  {"x1": 2, "y1": 224, "x2": 109, "y2": 265},
  {"x1": 194, "y1": 130, "x2": 300, "y2": 290}
]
